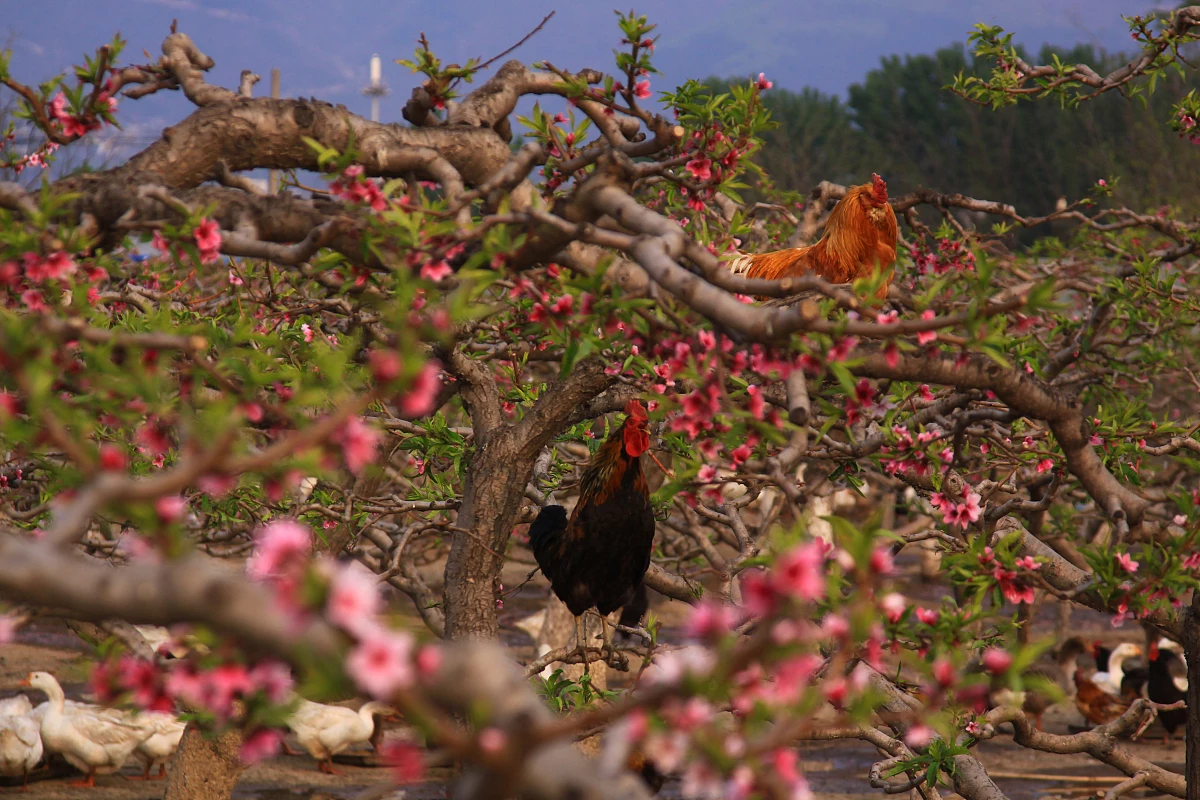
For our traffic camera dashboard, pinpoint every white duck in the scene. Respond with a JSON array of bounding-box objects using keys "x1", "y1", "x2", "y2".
[
  {"x1": 130, "y1": 712, "x2": 187, "y2": 780},
  {"x1": 28, "y1": 700, "x2": 128, "y2": 727},
  {"x1": 285, "y1": 699, "x2": 394, "y2": 775},
  {"x1": 1092, "y1": 642, "x2": 1144, "y2": 697},
  {"x1": 24, "y1": 672, "x2": 153, "y2": 787},
  {"x1": 0, "y1": 697, "x2": 42, "y2": 787},
  {"x1": 0, "y1": 697, "x2": 32, "y2": 717}
]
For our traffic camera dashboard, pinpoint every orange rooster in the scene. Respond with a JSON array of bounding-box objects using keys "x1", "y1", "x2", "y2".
[{"x1": 725, "y1": 173, "x2": 898, "y2": 299}]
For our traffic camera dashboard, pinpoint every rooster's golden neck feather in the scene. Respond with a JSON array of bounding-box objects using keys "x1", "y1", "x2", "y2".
[{"x1": 725, "y1": 175, "x2": 899, "y2": 297}]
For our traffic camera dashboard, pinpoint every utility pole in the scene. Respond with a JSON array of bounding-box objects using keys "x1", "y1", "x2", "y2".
[
  {"x1": 362, "y1": 54, "x2": 388, "y2": 123},
  {"x1": 268, "y1": 68, "x2": 280, "y2": 194}
]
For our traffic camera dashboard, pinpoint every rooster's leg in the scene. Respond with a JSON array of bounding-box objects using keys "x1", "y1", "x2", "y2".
[
  {"x1": 600, "y1": 614, "x2": 614, "y2": 665},
  {"x1": 575, "y1": 615, "x2": 589, "y2": 675}
]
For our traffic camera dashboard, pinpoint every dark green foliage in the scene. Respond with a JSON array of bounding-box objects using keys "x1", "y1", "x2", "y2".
[{"x1": 710, "y1": 41, "x2": 1200, "y2": 229}]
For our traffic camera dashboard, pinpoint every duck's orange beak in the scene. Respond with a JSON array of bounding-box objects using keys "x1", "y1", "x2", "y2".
[{"x1": 17, "y1": 678, "x2": 29, "y2": 687}]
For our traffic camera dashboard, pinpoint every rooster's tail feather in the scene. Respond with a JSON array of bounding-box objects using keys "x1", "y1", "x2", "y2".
[
  {"x1": 724, "y1": 248, "x2": 811, "y2": 282},
  {"x1": 529, "y1": 504, "x2": 569, "y2": 582},
  {"x1": 726, "y1": 253, "x2": 755, "y2": 275}
]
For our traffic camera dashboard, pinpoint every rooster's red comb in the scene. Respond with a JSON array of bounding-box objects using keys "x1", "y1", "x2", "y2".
[
  {"x1": 624, "y1": 399, "x2": 648, "y2": 420},
  {"x1": 870, "y1": 173, "x2": 888, "y2": 202}
]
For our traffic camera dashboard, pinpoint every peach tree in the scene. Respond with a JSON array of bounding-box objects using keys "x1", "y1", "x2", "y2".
[{"x1": 1, "y1": 6, "x2": 1200, "y2": 800}]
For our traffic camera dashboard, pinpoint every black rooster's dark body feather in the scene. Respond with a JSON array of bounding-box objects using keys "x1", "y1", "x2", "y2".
[
  {"x1": 619, "y1": 583, "x2": 650, "y2": 630},
  {"x1": 529, "y1": 424, "x2": 656, "y2": 619},
  {"x1": 1149, "y1": 649, "x2": 1188, "y2": 736},
  {"x1": 528, "y1": 505, "x2": 569, "y2": 568}
]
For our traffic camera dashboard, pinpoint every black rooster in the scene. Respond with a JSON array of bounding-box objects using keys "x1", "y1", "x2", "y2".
[
  {"x1": 529, "y1": 400, "x2": 657, "y2": 670},
  {"x1": 1148, "y1": 640, "x2": 1188, "y2": 745}
]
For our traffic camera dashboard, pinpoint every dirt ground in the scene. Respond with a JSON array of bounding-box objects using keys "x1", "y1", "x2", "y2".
[{"x1": 0, "y1": 554, "x2": 1186, "y2": 800}]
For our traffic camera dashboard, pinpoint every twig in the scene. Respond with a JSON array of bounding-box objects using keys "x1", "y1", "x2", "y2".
[{"x1": 476, "y1": 12, "x2": 556, "y2": 71}]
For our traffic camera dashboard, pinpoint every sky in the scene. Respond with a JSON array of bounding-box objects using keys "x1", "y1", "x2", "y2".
[{"x1": 0, "y1": 0, "x2": 1173, "y2": 166}]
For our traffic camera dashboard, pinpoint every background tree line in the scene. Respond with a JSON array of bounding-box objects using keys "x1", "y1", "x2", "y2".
[{"x1": 712, "y1": 41, "x2": 1200, "y2": 224}]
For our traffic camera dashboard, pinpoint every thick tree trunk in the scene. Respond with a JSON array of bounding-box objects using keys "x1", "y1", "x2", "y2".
[
  {"x1": 441, "y1": 358, "x2": 617, "y2": 641},
  {"x1": 1184, "y1": 593, "x2": 1200, "y2": 800},
  {"x1": 163, "y1": 725, "x2": 245, "y2": 800},
  {"x1": 443, "y1": 431, "x2": 534, "y2": 640}
]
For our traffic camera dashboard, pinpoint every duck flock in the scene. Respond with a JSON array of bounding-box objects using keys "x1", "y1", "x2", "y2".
[
  {"x1": 0, "y1": 668, "x2": 394, "y2": 788},
  {"x1": 1001, "y1": 635, "x2": 1189, "y2": 742},
  {"x1": 0, "y1": 671, "x2": 185, "y2": 788},
  {"x1": 0, "y1": 629, "x2": 1189, "y2": 788}
]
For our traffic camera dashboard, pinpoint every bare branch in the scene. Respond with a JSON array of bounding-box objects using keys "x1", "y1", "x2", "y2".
[
  {"x1": 237, "y1": 69, "x2": 260, "y2": 98},
  {"x1": 0, "y1": 535, "x2": 342, "y2": 662},
  {"x1": 160, "y1": 32, "x2": 236, "y2": 107}
]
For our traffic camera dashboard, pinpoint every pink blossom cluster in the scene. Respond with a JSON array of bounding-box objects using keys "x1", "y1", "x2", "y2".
[
  {"x1": 928, "y1": 487, "x2": 982, "y2": 529},
  {"x1": 645, "y1": 715, "x2": 812, "y2": 800},
  {"x1": 1, "y1": 247, "x2": 109, "y2": 313},
  {"x1": 669, "y1": 101, "x2": 761, "y2": 211},
  {"x1": 908, "y1": 238, "x2": 976, "y2": 276},
  {"x1": 328, "y1": 165, "x2": 388, "y2": 211},
  {"x1": 632, "y1": 689, "x2": 812, "y2": 800},
  {"x1": 881, "y1": 423, "x2": 947, "y2": 477},
  {"x1": 737, "y1": 540, "x2": 833, "y2": 619},
  {"x1": 334, "y1": 416, "x2": 382, "y2": 475},
  {"x1": 20, "y1": 251, "x2": 77, "y2": 283},
  {"x1": 245, "y1": 521, "x2": 438, "y2": 706},
  {"x1": 382, "y1": 739, "x2": 425, "y2": 784},
  {"x1": 91, "y1": 652, "x2": 293, "y2": 722},
  {"x1": 246, "y1": 519, "x2": 314, "y2": 616},
  {"x1": 193, "y1": 218, "x2": 222, "y2": 264},
  {"x1": 149, "y1": 221, "x2": 221, "y2": 266},
  {"x1": 604, "y1": 77, "x2": 652, "y2": 104},
  {"x1": 844, "y1": 378, "x2": 878, "y2": 425},
  {"x1": 796, "y1": 336, "x2": 858, "y2": 377},
  {"x1": 47, "y1": 90, "x2": 114, "y2": 139},
  {"x1": 649, "y1": 540, "x2": 890, "y2": 739},
  {"x1": 977, "y1": 546, "x2": 1037, "y2": 604},
  {"x1": 364, "y1": 347, "x2": 403, "y2": 383},
  {"x1": 405, "y1": 241, "x2": 464, "y2": 282},
  {"x1": 673, "y1": 380, "x2": 722, "y2": 439},
  {"x1": 725, "y1": 651, "x2": 830, "y2": 714},
  {"x1": 7, "y1": 141, "x2": 58, "y2": 174},
  {"x1": 1177, "y1": 109, "x2": 1200, "y2": 144},
  {"x1": 91, "y1": 650, "x2": 295, "y2": 765},
  {"x1": 132, "y1": 417, "x2": 172, "y2": 468},
  {"x1": 384, "y1": 357, "x2": 442, "y2": 418},
  {"x1": 336, "y1": 573, "x2": 422, "y2": 700},
  {"x1": 650, "y1": 333, "x2": 791, "y2": 443},
  {"x1": 528, "y1": 292, "x2": 575, "y2": 326}
]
